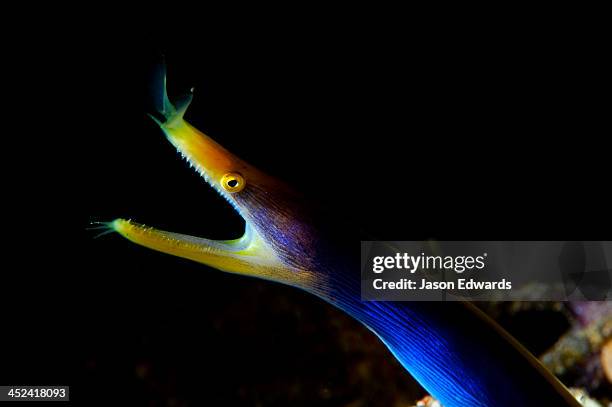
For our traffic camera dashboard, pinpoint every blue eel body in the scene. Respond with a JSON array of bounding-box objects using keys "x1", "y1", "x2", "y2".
[{"x1": 307, "y1": 234, "x2": 579, "y2": 406}]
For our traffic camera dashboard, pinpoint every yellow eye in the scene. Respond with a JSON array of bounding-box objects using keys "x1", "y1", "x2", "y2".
[{"x1": 221, "y1": 172, "x2": 246, "y2": 193}]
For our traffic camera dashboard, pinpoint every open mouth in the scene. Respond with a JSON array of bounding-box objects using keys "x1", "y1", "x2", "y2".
[
  {"x1": 96, "y1": 63, "x2": 286, "y2": 277},
  {"x1": 105, "y1": 125, "x2": 257, "y2": 260}
]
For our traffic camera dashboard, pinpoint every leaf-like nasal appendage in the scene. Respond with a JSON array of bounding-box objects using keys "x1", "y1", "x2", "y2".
[
  {"x1": 170, "y1": 89, "x2": 194, "y2": 126},
  {"x1": 150, "y1": 61, "x2": 193, "y2": 129}
]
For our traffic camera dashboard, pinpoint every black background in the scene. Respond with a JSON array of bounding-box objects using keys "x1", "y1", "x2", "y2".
[{"x1": 1, "y1": 12, "x2": 607, "y2": 406}]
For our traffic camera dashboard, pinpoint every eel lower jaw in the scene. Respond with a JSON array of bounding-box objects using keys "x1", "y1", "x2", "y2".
[{"x1": 108, "y1": 218, "x2": 283, "y2": 276}]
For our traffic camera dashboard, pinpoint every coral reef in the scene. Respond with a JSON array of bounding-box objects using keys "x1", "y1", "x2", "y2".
[{"x1": 541, "y1": 302, "x2": 612, "y2": 402}]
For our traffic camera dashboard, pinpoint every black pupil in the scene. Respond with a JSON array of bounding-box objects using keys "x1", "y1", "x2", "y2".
[{"x1": 227, "y1": 179, "x2": 239, "y2": 188}]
